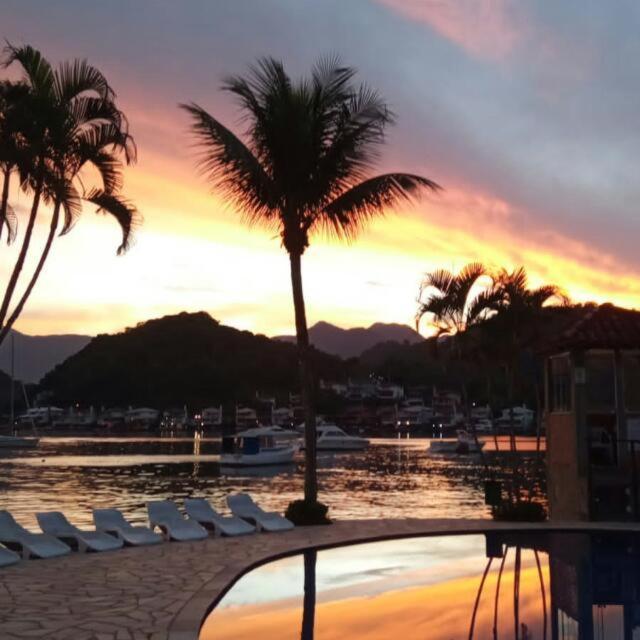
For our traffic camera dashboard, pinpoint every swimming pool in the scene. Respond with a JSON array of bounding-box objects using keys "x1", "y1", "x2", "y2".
[{"x1": 199, "y1": 530, "x2": 640, "y2": 639}]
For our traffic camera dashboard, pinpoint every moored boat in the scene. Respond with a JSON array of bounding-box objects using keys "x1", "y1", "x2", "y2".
[
  {"x1": 315, "y1": 424, "x2": 369, "y2": 451},
  {"x1": 220, "y1": 426, "x2": 298, "y2": 466},
  {"x1": 0, "y1": 434, "x2": 39, "y2": 448}
]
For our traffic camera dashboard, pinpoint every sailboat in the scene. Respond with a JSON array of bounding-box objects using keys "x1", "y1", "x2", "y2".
[{"x1": 0, "y1": 334, "x2": 39, "y2": 449}]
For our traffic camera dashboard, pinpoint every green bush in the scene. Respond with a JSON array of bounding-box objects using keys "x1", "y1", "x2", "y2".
[
  {"x1": 492, "y1": 500, "x2": 547, "y2": 522},
  {"x1": 285, "y1": 499, "x2": 332, "y2": 526}
]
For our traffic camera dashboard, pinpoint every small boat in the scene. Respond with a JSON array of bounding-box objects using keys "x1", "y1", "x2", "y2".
[
  {"x1": 0, "y1": 434, "x2": 39, "y2": 448},
  {"x1": 315, "y1": 424, "x2": 369, "y2": 451},
  {"x1": 220, "y1": 426, "x2": 298, "y2": 466},
  {"x1": 429, "y1": 430, "x2": 485, "y2": 455}
]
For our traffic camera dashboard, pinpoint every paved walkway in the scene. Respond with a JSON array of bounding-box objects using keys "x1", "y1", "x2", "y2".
[{"x1": 2, "y1": 518, "x2": 639, "y2": 640}]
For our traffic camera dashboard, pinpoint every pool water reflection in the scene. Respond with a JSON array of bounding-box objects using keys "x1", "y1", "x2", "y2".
[{"x1": 200, "y1": 531, "x2": 640, "y2": 640}]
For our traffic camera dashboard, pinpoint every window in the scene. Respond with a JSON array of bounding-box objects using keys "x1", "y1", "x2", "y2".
[
  {"x1": 550, "y1": 355, "x2": 571, "y2": 412},
  {"x1": 585, "y1": 352, "x2": 616, "y2": 412}
]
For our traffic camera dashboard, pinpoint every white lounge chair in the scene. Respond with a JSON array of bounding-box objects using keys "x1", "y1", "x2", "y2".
[
  {"x1": 36, "y1": 511, "x2": 123, "y2": 553},
  {"x1": 226, "y1": 493, "x2": 294, "y2": 532},
  {"x1": 0, "y1": 544, "x2": 20, "y2": 567},
  {"x1": 0, "y1": 510, "x2": 71, "y2": 559},
  {"x1": 93, "y1": 509, "x2": 163, "y2": 546},
  {"x1": 184, "y1": 498, "x2": 255, "y2": 537},
  {"x1": 147, "y1": 500, "x2": 208, "y2": 541}
]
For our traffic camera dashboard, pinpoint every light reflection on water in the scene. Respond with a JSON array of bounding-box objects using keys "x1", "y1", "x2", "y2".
[
  {"x1": 0, "y1": 436, "x2": 544, "y2": 530},
  {"x1": 201, "y1": 533, "x2": 551, "y2": 640},
  {"x1": 201, "y1": 531, "x2": 640, "y2": 640}
]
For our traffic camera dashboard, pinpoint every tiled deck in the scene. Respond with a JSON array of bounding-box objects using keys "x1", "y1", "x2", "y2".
[{"x1": 2, "y1": 518, "x2": 639, "y2": 640}]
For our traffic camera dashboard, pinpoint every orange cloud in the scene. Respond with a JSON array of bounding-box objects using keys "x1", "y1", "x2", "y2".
[{"x1": 203, "y1": 558, "x2": 549, "y2": 640}]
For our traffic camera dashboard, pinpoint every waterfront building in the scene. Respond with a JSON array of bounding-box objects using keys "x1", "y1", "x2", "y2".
[{"x1": 544, "y1": 304, "x2": 640, "y2": 520}]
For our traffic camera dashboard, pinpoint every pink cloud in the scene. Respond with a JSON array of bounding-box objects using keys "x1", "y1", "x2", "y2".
[{"x1": 377, "y1": 0, "x2": 523, "y2": 61}]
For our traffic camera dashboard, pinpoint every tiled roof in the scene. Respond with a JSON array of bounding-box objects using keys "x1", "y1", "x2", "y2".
[{"x1": 545, "y1": 303, "x2": 640, "y2": 352}]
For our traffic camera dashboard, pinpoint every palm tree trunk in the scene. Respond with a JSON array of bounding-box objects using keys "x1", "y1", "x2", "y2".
[
  {"x1": 0, "y1": 167, "x2": 10, "y2": 243},
  {"x1": 0, "y1": 201, "x2": 60, "y2": 345},
  {"x1": 300, "y1": 549, "x2": 317, "y2": 640},
  {"x1": 289, "y1": 251, "x2": 318, "y2": 505},
  {"x1": 0, "y1": 169, "x2": 44, "y2": 334}
]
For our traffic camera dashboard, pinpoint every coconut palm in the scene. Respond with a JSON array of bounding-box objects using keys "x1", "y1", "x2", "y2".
[
  {"x1": 416, "y1": 262, "x2": 496, "y2": 341},
  {"x1": 482, "y1": 266, "x2": 566, "y2": 507},
  {"x1": 0, "y1": 44, "x2": 138, "y2": 346},
  {"x1": 0, "y1": 79, "x2": 32, "y2": 244},
  {"x1": 416, "y1": 263, "x2": 497, "y2": 420},
  {"x1": 182, "y1": 56, "x2": 439, "y2": 513}
]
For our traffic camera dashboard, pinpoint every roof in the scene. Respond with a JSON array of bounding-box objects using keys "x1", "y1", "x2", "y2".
[{"x1": 543, "y1": 303, "x2": 640, "y2": 352}]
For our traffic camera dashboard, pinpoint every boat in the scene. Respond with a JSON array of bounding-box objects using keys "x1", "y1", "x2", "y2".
[
  {"x1": 220, "y1": 426, "x2": 298, "y2": 466},
  {"x1": 0, "y1": 434, "x2": 39, "y2": 448},
  {"x1": 315, "y1": 424, "x2": 369, "y2": 451},
  {"x1": 428, "y1": 430, "x2": 485, "y2": 454}
]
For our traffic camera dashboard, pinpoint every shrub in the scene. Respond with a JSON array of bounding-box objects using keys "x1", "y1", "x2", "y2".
[
  {"x1": 285, "y1": 499, "x2": 332, "y2": 526},
  {"x1": 492, "y1": 500, "x2": 547, "y2": 522}
]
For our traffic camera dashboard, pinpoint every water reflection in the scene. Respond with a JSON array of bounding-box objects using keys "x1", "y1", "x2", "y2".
[
  {"x1": 201, "y1": 532, "x2": 640, "y2": 640},
  {"x1": 0, "y1": 437, "x2": 545, "y2": 530}
]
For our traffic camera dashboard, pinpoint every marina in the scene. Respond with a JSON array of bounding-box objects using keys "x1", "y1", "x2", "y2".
[{"x1": 0, "y1": 435, "x2": 545, "y2": 530}]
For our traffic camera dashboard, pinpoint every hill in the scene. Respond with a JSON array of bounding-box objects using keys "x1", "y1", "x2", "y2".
[
  {"x1": 274, "y1": 320, "x2": 423, "y2": 358},
  {"x1": 0, "y1": 330, "x2": 91, "y2": 384},
  {"x1": 40, "y1": 312, "x2": 347, "y2": 407}
]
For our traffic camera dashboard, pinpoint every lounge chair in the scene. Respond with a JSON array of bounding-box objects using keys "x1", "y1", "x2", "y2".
[
  {"x1": 146, "y1": 500, "x2": 208, "y2": 541},
  {"x1": 0, "y1": 544, "x2": 20, "y2": 567},
  {"x1": 226, "y1": 493, "x2": 294, "y2": 532},
  {"x1": 93, "y1": 509, "x2": 163, "y2": 546},
  {"x1": 184, "y1": 498, "x2": 255, "y2": 537},
  {"x1": 36, "y1": 511, "x2": 123, "y2": 553},
  {"x1": 0, "y1": 510, "x2": 71, "y2": 559}
]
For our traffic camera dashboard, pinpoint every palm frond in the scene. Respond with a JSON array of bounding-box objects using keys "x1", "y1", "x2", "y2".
[
  {"x1": 1, "y1": 202, "x2": 18, "y2": 245},
  {"x1": 180, "y1": 102, "x2": 276, "y2": 228},
  {"x1": 56, "y1": 179, "x2": 82, "y2": 235},
  {"x1": 2, "y1": 43, "x2": 54, "y2": 96},
  {"x1": 84, "y1": 188, "x2": 140, "y2": 254},
  {"x1": 321, "y1": 173, "x2": 439, "y2": 240},
  {"x1": 53, "y1": 58, "x2": 114, "y2": 102},
  {"x1": 75, "y1": 121, "x2": 136, "y2": 165}
]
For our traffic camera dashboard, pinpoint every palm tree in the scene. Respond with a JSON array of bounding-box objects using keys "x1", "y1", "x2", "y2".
[
  {"x1": 416, "y1": 263, "x2": 497, "y2": 420},
  {"x1": 0, "y1": 44, "x2": 139, "y2": 346},
  {"x1": 182, "y1": 57, "x2": 439, "y2": 515},
  {"x1": 0, "y1": 79, "x2": 32, "y2": 244},
  {"x1": 483, "y1": 266, "x2": 566, "y2": 507}
]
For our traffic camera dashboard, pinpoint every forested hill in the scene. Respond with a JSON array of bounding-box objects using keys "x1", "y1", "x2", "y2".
[{"x1": 40, "y1": 312, "x2": 346, "y2": 407}]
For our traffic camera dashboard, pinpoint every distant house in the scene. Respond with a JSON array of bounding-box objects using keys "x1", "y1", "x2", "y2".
[
  {"x1": 432, "y1": 388, "x2": 463, "y2": 426},
  {"x1": 235, "y1": 406, "x2": 258, "y2": 428},
  {"x1": 125, "y1": 407, "x2": 159, "y2": 425},
  {"x1": 375, "y1": 383, "x2": 404, "y2": 402},
  {"x1": 543, "y1": 304, "x2": 640, "y2": 521}
]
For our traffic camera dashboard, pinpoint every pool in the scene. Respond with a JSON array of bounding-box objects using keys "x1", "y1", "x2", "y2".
[{"x1": 199, "y1": 531, "x2": 640, "y2": 639}]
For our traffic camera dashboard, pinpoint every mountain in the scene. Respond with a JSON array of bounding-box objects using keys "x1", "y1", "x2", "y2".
[
  {"x1": 0, "y1": 330, "x2": 91, "y2": 384},
  {"x1": 40, "y1": 312, "x2": 347, "y2": 407},
  {"x1": 274, "y1": 321, "x2": 424, "y2": 358}
]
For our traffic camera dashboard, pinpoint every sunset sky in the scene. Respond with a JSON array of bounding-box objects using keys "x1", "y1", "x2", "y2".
[{"x1": 3, "y1": 1, "x2": 640, "y2": 337}]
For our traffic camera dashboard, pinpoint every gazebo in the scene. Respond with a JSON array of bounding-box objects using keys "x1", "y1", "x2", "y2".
[{"x1": 543, "y1": 304, "x2": 640, "y2": 521}]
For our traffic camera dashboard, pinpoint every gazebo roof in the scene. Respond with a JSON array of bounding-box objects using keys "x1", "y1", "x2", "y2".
[{"x1": 543, "y1": 303, "x2": 640, "y2": 353}]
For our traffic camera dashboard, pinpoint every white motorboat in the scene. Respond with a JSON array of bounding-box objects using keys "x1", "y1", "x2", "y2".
[
  {"x1": 220, "y1": 426, "x2": 298, "y2": 466},
  {"x1": 0, "y1": 435, "x2": 39, "y2": 448},
  {"x1": 315, "y1": 424, "x2": 369, "y2": 451},
  {"x1": 429, "y1": 430, "x2": 485, "y2": 454}
]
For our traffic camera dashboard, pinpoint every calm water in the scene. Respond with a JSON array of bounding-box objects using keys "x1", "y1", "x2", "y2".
[
  {"x1": 201, "y1": 531, "x2": 640, "y2": 640},
  {"x1": 0, "y1": 436, "x2": 545, "y2": 530}
]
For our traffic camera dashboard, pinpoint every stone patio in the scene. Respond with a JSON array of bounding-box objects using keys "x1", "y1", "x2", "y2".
[{"x1": 2, "y1": 518, "x2": 639, "y2": 640}]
